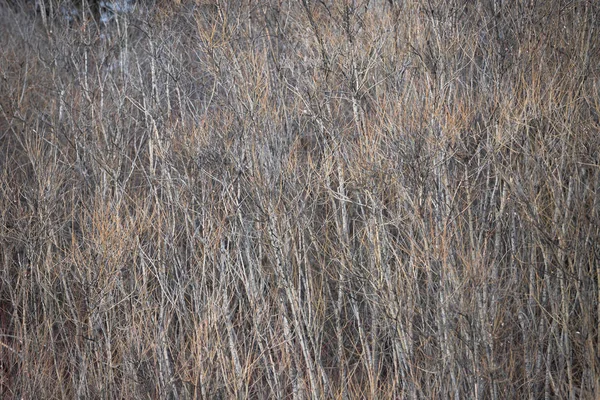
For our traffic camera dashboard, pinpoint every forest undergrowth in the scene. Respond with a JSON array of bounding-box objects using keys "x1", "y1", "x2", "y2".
[{"x1": 1, "y1": 0, "x2": 599, "y2": 398}]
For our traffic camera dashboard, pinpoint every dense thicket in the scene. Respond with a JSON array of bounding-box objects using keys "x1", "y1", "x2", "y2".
[{"x1": 1, "y1": 0, "x2": 599, "y2": 398}]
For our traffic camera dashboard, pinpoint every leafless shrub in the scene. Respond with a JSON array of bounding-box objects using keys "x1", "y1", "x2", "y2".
[{"x1": 1, "y1": 0, "x2": 599, "y2": 398}]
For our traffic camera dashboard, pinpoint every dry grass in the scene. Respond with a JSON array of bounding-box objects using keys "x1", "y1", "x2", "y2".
[{"x1": 1, "y1": 0, "x2": 599, "y2": 398}]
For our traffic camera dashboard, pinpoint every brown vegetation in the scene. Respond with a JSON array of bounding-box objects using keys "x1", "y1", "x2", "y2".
[{"x1": 1, "y1": 0, "x2": 599, "y2": 398}]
